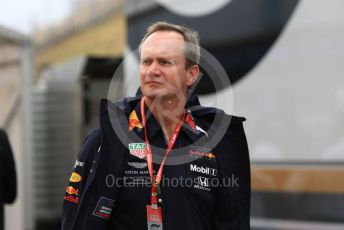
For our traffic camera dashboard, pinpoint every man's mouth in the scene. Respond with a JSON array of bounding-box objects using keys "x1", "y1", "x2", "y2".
[{"x1": 146, "y1": 81, "x2": 162, "y2": 86}]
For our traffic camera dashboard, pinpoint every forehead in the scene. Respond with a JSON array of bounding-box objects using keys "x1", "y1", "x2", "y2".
[{"x1": 141, "y1": 31, "x2": 185, "y2": 57}]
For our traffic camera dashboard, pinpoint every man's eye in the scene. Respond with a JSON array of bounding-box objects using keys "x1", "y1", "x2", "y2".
[
  {"x1": 141, "y1": 59, "x2": 151, "y2": 65},
  {"x1": 160, "y1": 60, "x2": 172, "y2": 65}
]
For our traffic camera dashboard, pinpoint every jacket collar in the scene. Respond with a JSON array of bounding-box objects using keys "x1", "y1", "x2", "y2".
[
  {"x1": 128, "y1": 96, "x2": 204, "y2": 143},
  {"x1": 103, "y1": 87, "x2": 207, "y2": 142}
]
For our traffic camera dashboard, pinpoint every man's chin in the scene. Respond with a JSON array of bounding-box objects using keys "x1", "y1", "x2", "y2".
[
  {"x1": 142, "y1": 93, "x2": 171, "y2": 102},
  {"x1": 142, "y1": 89, "x2": 165, "y2": 100},
  {"x1": 142, "y1": 89, "x2": 182, "y2": 102}
]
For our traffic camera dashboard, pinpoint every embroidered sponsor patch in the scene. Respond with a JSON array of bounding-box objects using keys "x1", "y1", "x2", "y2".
[
  {"x1": 66, "y1": 186, "x2": 78, "y2": 195},
  {"x1": 196, "y1": 176, "x2": 210, "y2": 187},
  {"x1": 189, "y1": 145, "x2": 216, "y2": 160},
  {"x1": 74, "y1": 160, "x2": 84, "y2": 169},
  {"x1": 194, "y1": 176, "x2": 211, "y2": 192},
  {"x1": 190, "y1": 164, "x2": 217, "y2": 176},
  {"x1": 64, "y1": 185, "x2": 80, "y2": 204},
  {"x1": 123, "y1": 176, "x2": 151, "y2": 186},
  {"x1": 128, "y1": 161, "x2": 148, "y2": 169},
  {"x1": 125, "y1": 169, "x2": 153, "y2": 176},
  {"x1": 128, "y1": 143, "x2": 146, "y2": 159},
  {"x1": 93, "y1": 197, "x2": 115, "y2": 220},
  {"x1": 194, "y1": 184, "x2": 211, "y2": 192},
  {"x1": 64, "y1": 194, "x2": 79, "y2": 204},
  {"x1": 69, "y1": 172, "x2": 82, "y2": 183},
  {"x1": 128, "y1": 110, "x2": 143, "y2": 131}
]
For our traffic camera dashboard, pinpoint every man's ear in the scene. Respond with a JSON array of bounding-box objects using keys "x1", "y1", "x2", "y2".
[{"x1": 186, "y1": 65, "x2": 199, "y2": 87}]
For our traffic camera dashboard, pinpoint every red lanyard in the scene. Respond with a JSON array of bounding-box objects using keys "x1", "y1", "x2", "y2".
[{"x1": 140, "y1": 97, "x2": 184, "y2": 206}]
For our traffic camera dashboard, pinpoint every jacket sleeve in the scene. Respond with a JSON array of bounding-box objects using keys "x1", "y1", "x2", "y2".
[
  {"x1": 0, "y1": 129, "x2": 17, "y2": 204},
  {"x1": 61, "y1": 129, "x2": 101, "y2": 230},
  {"x1": 213, "y1": 117, "x2": 251, "y2": 230}
]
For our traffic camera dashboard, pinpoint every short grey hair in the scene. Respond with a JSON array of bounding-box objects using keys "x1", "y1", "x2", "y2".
[{"x1": 139, "y1": 21, "x2": 200, "y2": 69}]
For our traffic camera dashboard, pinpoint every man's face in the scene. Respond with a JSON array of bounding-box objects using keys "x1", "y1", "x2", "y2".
[{"x1": 140, "y1": 31, "x2": 198, "y2": 101}]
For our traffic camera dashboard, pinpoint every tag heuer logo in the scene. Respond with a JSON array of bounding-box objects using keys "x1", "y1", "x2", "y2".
[{"x1": 128, "y1": 143, "x2": 146, "y2": 159}]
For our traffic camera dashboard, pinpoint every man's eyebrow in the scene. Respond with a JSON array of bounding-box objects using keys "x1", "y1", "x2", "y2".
[
  {"x1": 157, "y1": 56, "x2": 174, "y2": 60},
  {"x1": 141, "y1": 55, "x2": 176, "y2": 60}
]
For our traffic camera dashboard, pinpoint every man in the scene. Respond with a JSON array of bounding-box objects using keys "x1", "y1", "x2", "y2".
[
  {"x1": 0, "y1": 129, "x2": 17, "y2": 230},
  {"x1": 62, "y1": 22, "x2": 250, "y2": 230}
]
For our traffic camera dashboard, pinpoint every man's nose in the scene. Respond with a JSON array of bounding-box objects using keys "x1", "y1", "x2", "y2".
[{"x1": 146, "y1": 62, "x2": 161, "y2": 76}]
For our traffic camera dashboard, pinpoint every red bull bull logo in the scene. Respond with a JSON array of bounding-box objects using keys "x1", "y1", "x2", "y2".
[
  {"x1": 128, "y1": 110, "x2": 143, "y2": 131},
  {"x1": 205, "y1": 153, "x2": 216, "y2": 159},
  {"x1": 189, "y1": 145, "x2": 216, "y2": 160},
  {"x1": 66, "y1": 186, "x2": 79, "y2": 195}
]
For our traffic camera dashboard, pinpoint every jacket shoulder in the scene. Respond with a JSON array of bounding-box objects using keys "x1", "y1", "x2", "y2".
[
  {"x1": 191, "y1": 106, "x2": 246, "y2": 129},
  {"x1": 83, "y1": 128, "x2": 101, "y2": 146}
]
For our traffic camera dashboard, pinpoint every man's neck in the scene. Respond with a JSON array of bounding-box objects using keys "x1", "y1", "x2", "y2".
[{"x1": 144, "y1": 95, "x2": 186, "y2": 141}]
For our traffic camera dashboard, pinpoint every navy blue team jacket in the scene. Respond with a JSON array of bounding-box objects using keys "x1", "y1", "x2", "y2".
[{"x1": 61, "y1": 93, "x2": 250, "y2": 230}]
